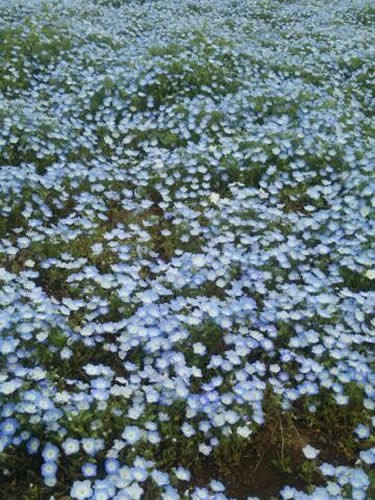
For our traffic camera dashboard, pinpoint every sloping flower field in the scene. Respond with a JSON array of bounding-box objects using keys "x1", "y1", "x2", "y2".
[{"x1": 0, "y1": 0, "x2": 374, "y2": 498}]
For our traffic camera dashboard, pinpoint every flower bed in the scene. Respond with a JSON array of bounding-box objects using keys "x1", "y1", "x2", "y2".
[{"x1": 0, "y1": 0, "x2": 374, "y2": 498}]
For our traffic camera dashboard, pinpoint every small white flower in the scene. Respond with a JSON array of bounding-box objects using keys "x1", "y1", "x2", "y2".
[
  {"x1": 302, "y1": 444, "x2": 320, "y2": 459},
  {"x1": 91, "y1": 243, "x2": 103, "y2": 255},
  {"x1": 193, "y1": 342, "x2": 206, "y2": 355},
  {"x1": 237, "y1": 425, "x2": 252, "y2": 438},
  {"x1": 198, "y1": 443, "x2": 212, "y2": 455},
  {"x1": 209, "y1": 192, "x2": 220, "y2": 204}
]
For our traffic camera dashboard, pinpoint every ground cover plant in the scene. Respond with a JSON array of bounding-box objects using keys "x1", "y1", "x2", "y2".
[{"x1": 0, "y1": 0, "x2": 374, "y2": 498}]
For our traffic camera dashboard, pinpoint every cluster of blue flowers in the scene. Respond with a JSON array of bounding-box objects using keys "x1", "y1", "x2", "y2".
[{"x1": 0, "y1": 0, "x2": 374, "y2": 498}]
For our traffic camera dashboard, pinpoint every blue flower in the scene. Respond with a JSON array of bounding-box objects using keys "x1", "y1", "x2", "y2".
[
  {"x1": 360, "y1": 448, "x2": 375, "y2": 465},
  {"x1": 161, "y1": 486, "x2": 180, "y2": 500},
  {"x1": 0, "y1": 418, "x2": 19, "y2": 436},
  {"x1": 62, "y1": 438, "x2": 80, "y2": 455},
  {"x1": 181, "y1": 423, "x2": 195, "y2": 437},
  {"x1": 151, "y1": 469, "x2": 170, "y2": 487},
  {"x1": 122, "y1": 425, "x2": 142, "y2": 445},
  {"x1": 280, "y1": 485, "x2": 297, "y2": 499},
  {"x1": 82, "y1": 438, "x2": 97, "y2": 456},
  {"x1": 319, "y1": 463, "x2": 336, "y2": 477},
  {"x1": 210, "y1": 480, "x2": 225, "y2": 492},
  {"x1": 350, "y1": 469, "x2": 369, "y2": 489},
  {"x1": 82, "y1": 462, "x2": 97, "y2": 478},
  {"x1": 41, "y1": 462, "x2": 58, "y2": 478},
  {"x1": 175, "y1": 466, "x2": 190, "y2": 481},
  {"x1": 132, "y1": 466, "x2": 148, "y2": 482},
  {"x1": 105, "y1": 457, "x2": 120, "y2": 474},
  {"x1": 26, "y1": 437, "x2": 40, "y2": 455},
  {"x1": 93, "y1": 479, "x2": 116, "y2": 500},
  {"x1": 354, "y1": 424, "x2": 370, "y2": 440},
  {"x1": 42, "y1": 443, "x2": 60, "y2": 462},
  {"x1": 71, "y1": 480, "x2": 93, "y2": 499}
]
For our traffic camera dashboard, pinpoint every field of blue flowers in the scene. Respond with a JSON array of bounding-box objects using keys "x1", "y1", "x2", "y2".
[{"x1": 0, "y1": 0, "x2": 374, "y2": 498}]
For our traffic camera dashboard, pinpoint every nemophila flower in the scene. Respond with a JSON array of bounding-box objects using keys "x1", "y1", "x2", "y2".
[
  {"x1": 93, "y1": 487, "x2": 112, "y2": 500},
  {"x1": 83, "y1": 438, "x2": 104, "y2": 456},
  {"x1": 122, "y1": 425, "x2": 142, "y2": 445},
  {"x1": 326, "y1": 481, "x2": 341, "y2": 496},
  {"x1": 105, "y1": 457, "x2": 120, "y2": 474},
  {"x1": 174, "y1": 466, "x2": 190, "y2": 481},
  {"x1": 42, "y1": 443, "x2": 60, "y2": 462},
  {"x1": 0, "y1": 402, "x2": 15, "y2": 419},
  {"x1": 12, "y1": 435, "x2": 23, "y2": 446},
  {"x1": 350, "y1": 469, "x2": 369, "y2": 489},
  {"x1": 71, "y1": 480, "x2": 93, "y2": 499},
  {"x1": 352, "y1": 489, "x2": 367, "y2": 500},
  {"x1": 191, "y1": 487, "x2": 211, "y2": 499},
  {"x1": 181, "y1": 423, "x2": 195, "y2": 437},
  {"x1": 237, "y1": 425, "x2": 252, "y2": 438},
  {"x1": 364, "y1": 398, "x2": 375, "y2": 411},
  {"x1": 124, "y1": 482, "x2": 143, "y2": 499},
  {"x1": 0, "y1": 379, "x2": 23, "y2": 395},
  {"x1": 62, "y1": 438, "x2": 80, "y2": 455},
  {"x1": 151, "y1": 469, "x2": 170, "y2": 487},
  {"x1": 280, "y1": 485, "x2": 297, "y2": 499},
  {"x1": 319, "y1": 462, "x2": 336, "y2": 477},
  {"x1": 191, "y1": 254, "x2": 206, "y2": 268},
  {"x1": 199, "y1": 443, "x2": 212, "y2": 456},
  {"x1": 335, "y1": 394, "x2": 349, "y2": 405},
  {"x1": 311, "y1": 486, "x2": 336, "y2": 499},
  {"x1": 95, "y1": 438, "x2": 105, "y2": 453},
  {"x1": 82, "y1": 462, "x2": 97, "y2": 478},
  {"x1": 136, "y1": 289, "x2": 159, "y2": 304},
  {"x1": 132, "y1": 466, "x2": 148, "y2": 482},
  {"x1": 0, "y1": 418, "x2": 19, "y2": 436},
  {"x1": 210, "y1": 480, "x2": 225, "y2": 492},
  {"x1": 147, "y1": 430, "x2": 160, "y2": 444},
  {"x1": 209, "y1": 193, "x2": 221, "y2": 204},
  {"x1": 93, "y1": 479, "x2": 116, "y2": 500},
  {"x1": 360, "y1": 448, "x2": 375, "y2": 465},
  {"x1": 13, "y1": 426, "x2": 29, "y2": 444},
  {"x1": 193, "y1": 342, "x2": 207, "y2": 355},
  {"x1": 161, "y1": 486, "x2": 180, "y2": 500},
  {"x1": 302, "y1": 444, "x2": 320, "y2": 460},
  {"x1": 0, "y1": 336, "x2": 19, "y2": 354},
  {"x1": 27, "y1": 437, "x2": 40, "y2": 455},
  {"x1": 41, "y1": 462, "x2": 58, "y2": 479},
  {"x1": 81, "y1": 324, "x2": 95, "y2": 337},
  {"x1": 60, "y1": 346, "x2": 73, "y2": 360},
  {"x1": 91, "y1": 243, "x2": 103, "y2": 256},
  {"x1": 114, "y1": 465, "x2": 134, "y2": 488},
  {"x1": 354, "y1": 424, "x2": 370, "y2": 439},
  {"x1": 225, "y1": 410, "x2": 240, "y2": 424}
]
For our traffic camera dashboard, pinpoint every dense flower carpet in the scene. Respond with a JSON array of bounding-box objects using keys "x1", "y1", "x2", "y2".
[{"x1": 0, "y1": 0, "x2": 374, "y2": 498}]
